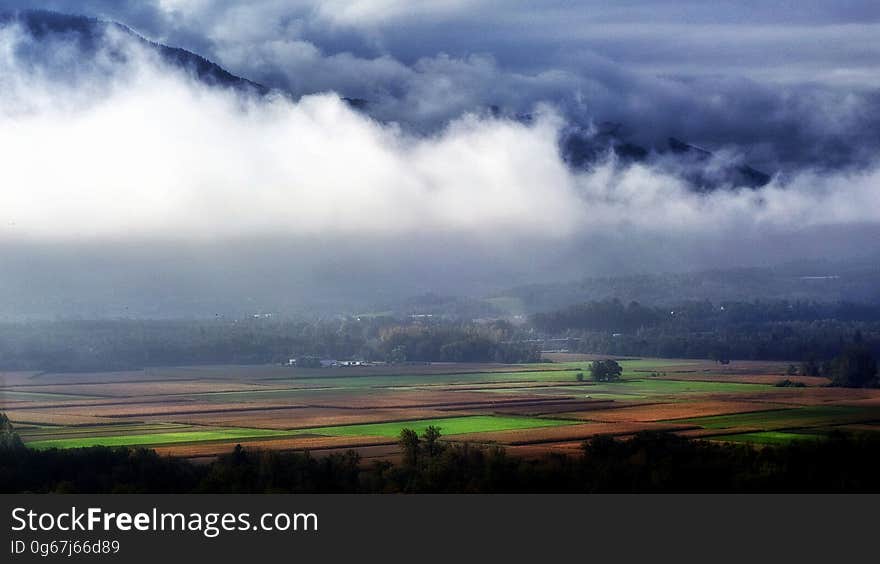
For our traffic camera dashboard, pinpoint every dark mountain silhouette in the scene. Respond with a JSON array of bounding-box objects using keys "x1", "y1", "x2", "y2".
[
  {"x1": 0, "y1": 9, "x2": 267, "y2": 93},
  {"x1": 560, "y1": 123, "x2": 772, "y2": 191},
  {"x1": 561, "y1": 122, "x2": 648, "y2": 168},
  {"x1": 668, "y1": 137, "x2": 771, "y2": 189}
]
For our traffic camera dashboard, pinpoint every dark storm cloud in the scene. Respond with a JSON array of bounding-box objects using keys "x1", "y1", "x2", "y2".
[{"x1": 2, "y1": 0, "x2": 879, "y2": 172}]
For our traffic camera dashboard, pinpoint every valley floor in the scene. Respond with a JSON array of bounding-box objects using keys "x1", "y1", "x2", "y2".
[{"x1": 3, "y1": 356, "x2": 879, "y2": 462}]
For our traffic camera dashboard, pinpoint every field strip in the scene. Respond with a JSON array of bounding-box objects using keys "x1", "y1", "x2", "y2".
[
  {"x1": 554, "y1": 401, "x2": 793, "y2": 423},
  {"x1": 18, "y1": 424, "x2": 198, "y2": 440},
  {"x1": 432, "y1": 381, "x2": 587, "y2": 390},
  {"x1": 6, "y1": 412, "x2": 116, "y2": 426},
  {"x1": 290, "y1": 415, "x2": 579, "y2": 438},
  {"x1": 0, "y1": 376, "x2": 226, "y2": 388},
  {"x1": 254, "y1": 366, "x2": 575, "y2": 383},
  {"x1": 24, "y1": 427, "x2": 296, "y2": 449},
  {"x1": 22, "y1": 415, "x2": 578, "y2": 449},
  {"x1": 676, "y1": 406, "x2": 880, "y2": 431},
  {"x1": 152, "y1": 436, "x2": 396, "y2": 458},
  {"x1": 348, "y1": 379, "x2": 581, "y2": 391},
  {"x1": 0, "y1": 389, "x2": 109, "y2": 400},
  {"x1": 438, "y1": 398, "x2": 618, "y2": 413},
  {"x1": 97, "y1": 404, "x2": 312, "y2": 418},
  {"x1": 445, "y1": 421, "x2": 698, "y2": 445},
  {"x1": 636, "y1": 373, "x2": 831, "y2": 386},
  {"x1": 702, "y1": 431, "x2": 827, "y2": 445},
  {"x1": 301, "y1": 397, "x2": 583, "y2": 410},
  {"x1": 0, "y1": 398, "x2": 216, "y2": 411},
  {"x1": 94, "y1": 397, "x2": 567, "y2": 418}
]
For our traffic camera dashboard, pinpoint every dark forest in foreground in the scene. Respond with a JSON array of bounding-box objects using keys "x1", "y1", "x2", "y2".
[{"x1": 3, "y1": 416, "x2": 880, "y2": 493}]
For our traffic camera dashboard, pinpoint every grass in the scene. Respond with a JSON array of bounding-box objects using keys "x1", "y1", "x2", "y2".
[
  {"x1": 24, "y1": 415, "x2": 576, "y2": 449},
  {"x1": 483, "y1": 378, "x2": 769, "y2": 399},
  {"x1": 528, "y1": 359, "x2": 699, "y2": 372},
  {"x1": 611, "y1": 379, "x2": 770, "y2": 395},
  {"x1": 708, "y1": 431, "x2": 826, "y2": 445},
  {"x1": 25, "y1": 427, "x2": 290, "y2": 450},
  {"x1": 0, "y1": 390, "x2": 100, "y2": 401},
  {"x1": 287, "y1": 370, "x2": 580, "y2": 388},
  {"x1": 180, "y1": 370, "x2": 585, "y2": 401},
  {"x1": 295, "y1": 415, "x2": 576, "y2": 438},
  {"x1": 17, "y1": 423, "x2": 195, "y2": 440}
]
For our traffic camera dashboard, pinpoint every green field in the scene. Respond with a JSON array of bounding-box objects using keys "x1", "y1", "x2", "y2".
[
  {"x1": 708, "y1": 431, "x2": 826, "y2": 445},
  {"x1": 18, "y1": 423, "x2": 197, "y2": 440},
  {"x1": 286, "y1": 370, "x2": 580, "y2": 388},
  {"x1": 177, "y1": 370, "x2": 583, "y2": 402},
  {"x1": 25, "y1": 427, "x2": 291, "y2": 450},
  {"x1": 23, "y1": 415, "x2": 575, "y2": 449},
  {"x1": 524, "y1": 359, "x2": 698, "y2": 374},
  {"x1": 484, "y1": 378, "x2": 769, "y2": 400},
  {"x1": 296, "y1": 415, "x2": 576, "y2": 438}
]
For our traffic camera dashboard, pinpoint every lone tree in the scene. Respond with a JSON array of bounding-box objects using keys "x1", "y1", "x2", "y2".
[
  {"x1": 421, "y1": 425, "x2": 444, "y2": 458},
  {"x1": 589, "y1": 359, "x2": 623, "y2": 382},
  {"x1": 0, "y1": 412, "x2": 23, "y2": 450},
  {"x1": 399, "y1": 428, "x2": 420, "y2": 466},
  {"x1": 829, "y1": 345, "x2": 878, "y2": 388},
  {"x1": 389, "y1": 345, "x2": 407, "y2": 365}
]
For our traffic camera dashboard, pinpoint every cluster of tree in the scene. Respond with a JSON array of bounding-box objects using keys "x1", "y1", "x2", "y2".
[
  {"x1": 498, "y1": 266, "x2": 880, "y2": 313},
  {"x1": 531, "y1": 298, "x2": 880, "y2": 333},
  {"x1": 589, "y1": 359, "x2": 622, "y2": 382},
  {"x1": 0, "y1": 318, "x2": 538, "y2": 371},
  {"x1": 531, "y1": 300, "x2": 661, "y2": 333},
  {"x1": 4, "y1": 418, "x2": 880, "y2": 493},
  {"x1": 0, "y1": 413, "x2": 23, "y2": 450},
  {"x1": 377, "y1": 323, "x2": 539, "y2": 364},
  {"x1": 797, "y1": 342, "x2": 879, "y2": 388}
]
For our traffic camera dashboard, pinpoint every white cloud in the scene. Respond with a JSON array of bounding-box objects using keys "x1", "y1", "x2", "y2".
[
  {"x1": 0, "y1": 30, "x2": 582, "y2": 242},
  {"x1": 1, "y1": 24, "x2": 878, "y2": 257}
]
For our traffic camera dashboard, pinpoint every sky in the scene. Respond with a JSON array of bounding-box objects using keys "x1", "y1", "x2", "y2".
[{"x1": 0, "y1": 2, "x2": 878, "y2": 317}]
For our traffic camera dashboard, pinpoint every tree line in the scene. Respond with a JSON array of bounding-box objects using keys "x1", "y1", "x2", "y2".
[
  {"x1": 2, "y1": 298, "x2": 879, "y2": 371},
  {"x1": 0, "y1": 318, "x2": 538, "y2": 371},
  {"x1": 530, "y1": 298, "x2": 880, "y2": 363}
]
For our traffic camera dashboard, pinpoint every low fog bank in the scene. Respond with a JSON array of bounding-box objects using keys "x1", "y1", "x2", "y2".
[{"x1": 3, "y1": 225, "x2": 879, "y2": 319}]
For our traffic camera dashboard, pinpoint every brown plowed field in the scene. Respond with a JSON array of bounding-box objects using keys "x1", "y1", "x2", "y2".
[
  {"x1": 723, "y1": 387, "x2": 880, "y2": 406},
  {"x1": 446, "y1": 421, "x2": 695, "y2": 445},
  {"x1": 152, "y1": 435, "x2": 393, "y2": 458},
  {"x1": 557, "y1": 400, "x2": 788, "y2": 423},
  {"x1": 141, "y1": 407, "x2": 466, "y2": 430},
  {"x1": 9, "y1": 380, "x2": 274, "y2": 397},
  {"x1": 5, "y1": 411, "x2": 111, "y2": 426}
]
